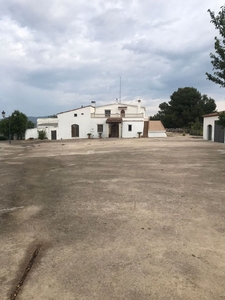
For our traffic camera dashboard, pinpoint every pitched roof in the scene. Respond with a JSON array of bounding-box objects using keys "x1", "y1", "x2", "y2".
[
  {"x1": 96, "y1": 102, "x2": 146, "y2": 110},
  {"x1": 56, "y1": 101, "x2": 146, "y2": 115},
  {"x1": 57, "y1": 105, "x2": 93, "y2": 115},
  {"x1": 203, "y1": 111, "x2": 224, "y2": 118},
  {"x1": 149, "y1": 120, "x2": 165, "y2": 131}
]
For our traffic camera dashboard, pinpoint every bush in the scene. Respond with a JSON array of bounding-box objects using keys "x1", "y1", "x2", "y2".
[
  {"x1": 38, "y1": 130, "x2": 47, "y2": 140},
  {"x1": 218, "y1": 112, "x2": 225, "y2": 128},
  {"x1": 189, "y1": 119, "x2": 203, "y2": 136}
]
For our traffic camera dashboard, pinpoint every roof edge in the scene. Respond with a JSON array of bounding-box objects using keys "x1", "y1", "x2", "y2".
[
  {"x1": 57, "y1": 105, "x2": 94, "y2": 115},
  {"x1": 202, "y1": 110, "x2": 225, "y2": 118}
]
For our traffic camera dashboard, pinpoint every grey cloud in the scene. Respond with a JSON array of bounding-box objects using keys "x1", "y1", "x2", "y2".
[
  {"x1": 90, "y1": 8, "x2": 136, "y2": 42},
  {"x1": 1, "y1": 0, "x2": 225, "y2": 117}
]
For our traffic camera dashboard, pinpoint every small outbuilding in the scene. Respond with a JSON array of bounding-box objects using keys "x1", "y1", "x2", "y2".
[
  {"x1": 203, "y1": 111, "x2": 225, "y2": 143},
  {"x1": 148, "y1": 120, "x2": 167, "y2": 138}
]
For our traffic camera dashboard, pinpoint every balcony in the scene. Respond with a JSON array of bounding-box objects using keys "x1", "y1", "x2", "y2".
[{"x1": 91, "y1": 113, "x2": 144, "y2": 118}]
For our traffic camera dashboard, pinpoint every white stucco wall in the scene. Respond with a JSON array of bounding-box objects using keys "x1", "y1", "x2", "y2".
[
  {"x1": 122, "y1": 119, "x2": 144, "y2": 138},
  {"x1": 203, "y1": 116, "x2": 218, "y2": 141},
  {"x1": 94, "y1": 103, "x2": 145, "y2": 117},
  {"x1": 57, "y1": 106, "x2": 94, "y2": 139},
  {"x1": 25, "y1": 128, "x2": 38, "y2": 139},
  {"x1": 44, "y1": 127, "x2": 58, "y2": 140},
  {"x1": 56, "y1": 103, "x2": 145, "y2": 139},
  {"x1": 37, "y1": 118, "x2": 58, "y2": 126},
  {"x1": 148, "y1": 131, "x2": 167, "y2": 138},
  {"x1": 25, "y1": 127, "x2": 58, "y2": 140},
  {"x1": 88, "y1": 118, "x2": 108, "y2": 138},
  {"x1": 30, "y1": 103, "x2": 146, "y2": 140}
]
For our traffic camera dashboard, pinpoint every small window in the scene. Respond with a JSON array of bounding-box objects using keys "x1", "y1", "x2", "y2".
[
  {"x1": 105, "y1": 110, "x2": 111, "y2": 117},
  {"x1": 128, "y1": 125, "x2": 132, "y2": 131},
  {"x1": 97, "y1": 124, "x2": 103, "y2": 132},
  {"x1": 121, "y1": 109, "x2": 125, "y2": 117},
  {"x1": 81, "y1": 113, "x2": 84, "y2": 115},
  {"x1": 74, "y1": 114, "x2": 77, "y2": 117}
]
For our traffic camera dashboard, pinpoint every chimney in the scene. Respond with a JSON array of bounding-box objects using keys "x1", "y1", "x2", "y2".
[
  {"x1": 137, "y1": 99, "x2": 141, "y2": 114},
  {"x1": 91, "y1": 101, "x2": 96, "y2": 113}
]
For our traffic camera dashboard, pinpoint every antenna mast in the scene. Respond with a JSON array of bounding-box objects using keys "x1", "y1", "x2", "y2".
[{"x1": 119, "y1": 76, "x2": 121, "y2": 103}]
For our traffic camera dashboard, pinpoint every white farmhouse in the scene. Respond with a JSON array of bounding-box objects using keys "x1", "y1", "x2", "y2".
[
  {"x1": 25, "y1": 101, "x2": 167, "y2": 140},
  {"x1": 203, "y1": 111, "x2": 225, "y2": 143}
]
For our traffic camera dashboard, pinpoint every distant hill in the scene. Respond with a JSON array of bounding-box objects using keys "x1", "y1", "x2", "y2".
[{"x1": 28, "y1": 116, "x2": 38, "y2": 125}]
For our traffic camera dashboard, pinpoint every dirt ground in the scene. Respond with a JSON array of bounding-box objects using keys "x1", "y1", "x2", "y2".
[{"x1": 0, "y1": 136, "x2": 225, "y2": 300}]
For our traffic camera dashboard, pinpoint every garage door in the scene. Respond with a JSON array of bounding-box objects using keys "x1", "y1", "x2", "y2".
[{"x1": 214, "y1": 121, "x2": 224, "y2": 143}]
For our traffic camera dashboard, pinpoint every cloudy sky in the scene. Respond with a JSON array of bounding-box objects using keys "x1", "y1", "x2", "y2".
[{"x1": 1, "y1": 0, "x2": 225, "y2": 117}]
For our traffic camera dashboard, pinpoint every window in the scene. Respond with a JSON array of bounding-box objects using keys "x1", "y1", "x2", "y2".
[
  {"x1": 105, "y1": 110, "x2": 111, "y2": 117},
  {"x1": 97, "y1": 124, "x2": 103, "y2": 132},
  {"x1": 81, "y1": 113, "x2": 84, "y2": 115},
  {"x1": 74, "y1": 114, "x2": 77, "y2": 117},
  {"x1": 128, "y1": 125, "x2": 132, "y2": 131},
  {"x1": 121, "y1": 109, "x2": 125, "y2": 117}
]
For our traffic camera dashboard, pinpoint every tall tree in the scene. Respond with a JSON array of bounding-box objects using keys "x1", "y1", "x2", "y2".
[
  {"x1": 0, "y1": 110, "x2": 29, "y2": 140},
  {"x1": 0, "y1": 118, "x2": 9, "y2": 139},
  {"x1": 206, "y1": 6, "x2": 225, "y2": 87},
  {"x1": 10, "y1": 110, "x2": 28, "y2": 139},
  {"x1": 218, "y1": 112, "x2": 225, "y2": 128},
  {"x1": 27, "y1": 120, "x2": 35, "y2": 129},
  {"x1": 150, "y1": 87, "x2": 216, "y2": 128}
]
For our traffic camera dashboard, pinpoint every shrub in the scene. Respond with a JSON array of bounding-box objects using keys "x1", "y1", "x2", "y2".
[
  {"x1": 189, "y1": 119, "x2": 203, "y2": 136},
  {"x1": 218, "y1": 112, "x2": 225, "y2": 128},
  {"x1": 38, "y1": 130, "x2": 47, "y2": 140}
]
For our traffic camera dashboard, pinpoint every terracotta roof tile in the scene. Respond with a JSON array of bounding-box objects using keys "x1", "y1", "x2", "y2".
[
  {"x1": 106, "y1": 117, "x2": 122, "y2": 123},
  {"x1": 203, "y1": 111, "x2": 224, "y2": 118},
  {"x1": 149, "y1": 120, "x2": 165, "y2": 131}
]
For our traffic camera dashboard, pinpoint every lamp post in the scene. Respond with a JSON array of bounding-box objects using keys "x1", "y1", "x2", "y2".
[{"x1": 2, "y1": 111, "x2": 11, "y2": 144}]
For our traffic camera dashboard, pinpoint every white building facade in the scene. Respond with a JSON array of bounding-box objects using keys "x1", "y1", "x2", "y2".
[
  {"x1": 26, "y1": 102, "x2": 150, "y2": 140},
  {"x1": 25, "y1": 118, "x2": 58, "y2": 140},
  {"x1": 203, "y1": 112, "x2": 225, "y2": 143},
  {"x1": 57, "y1": 102, "x2": 146, "y2": 139}
]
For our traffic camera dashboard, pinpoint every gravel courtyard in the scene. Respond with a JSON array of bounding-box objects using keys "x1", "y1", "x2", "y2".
[{"x1": 0, "y1": 137, "x2": 225, "y2": 300}]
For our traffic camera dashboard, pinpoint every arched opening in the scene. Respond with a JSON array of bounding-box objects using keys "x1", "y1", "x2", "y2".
[
  {"x1": 207, "y1": 124, "x2": 212, "y2": 140},
  {"x1": 121, "y1": 109, "x2": 125, "y2": 117},
  {"x1": 71, "y1": 124, "x2": 79, "y2": 137}
]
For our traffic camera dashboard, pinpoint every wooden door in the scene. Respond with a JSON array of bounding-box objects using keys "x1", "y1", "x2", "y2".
[
  {"x1": 51, "y1": 130, "x2": 57, "y2": 140},
  {"x1": 111, "y1": 124, "x2": 119, "y2": 137},
  {"x1": 71, "y1": 124, "x2": 79, "y2": 137}
]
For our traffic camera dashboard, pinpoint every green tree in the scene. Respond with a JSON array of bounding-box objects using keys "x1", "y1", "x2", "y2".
[
  {"x1": 206, "y1": 6, "x2": 225, "y2": 87},
  {"x1": 199, "y1": 94, "x2": 217, "y2": 115},
  {"x1": 150, "y1": 87, "x2": 216, "y2": 128},
  {"x1": 48, "y1": 114, "x2": 57, "y2": 118},
  {"x1": 27, "y1": 120, "x2": 35, "y2": 129},
  {"x1": 0, "y1": 118, "x2": 9, "y2": 139},
  {"x1": 10, "y1": 110, "x2": 28, "y2": 139},
  {"x1": 218, "y1": 112, "x2": 225, "y2": 128},
  {"x1": 0, "y1": 110, "x2": 30, "y2": 140}
]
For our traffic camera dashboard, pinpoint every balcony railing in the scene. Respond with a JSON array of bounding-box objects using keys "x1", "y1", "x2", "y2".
[{"x1": 91, "y1": 113, "x2": 144, "y2": 118}]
